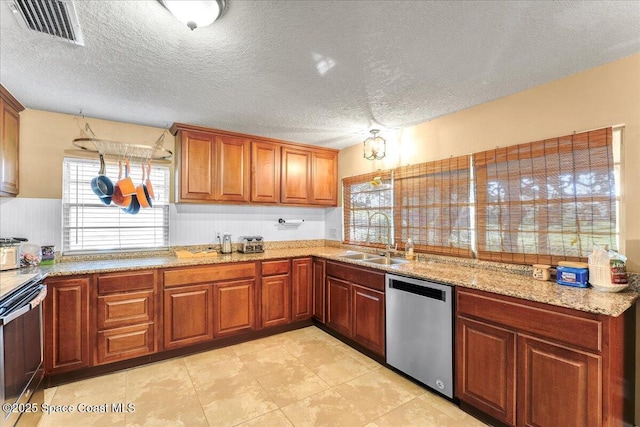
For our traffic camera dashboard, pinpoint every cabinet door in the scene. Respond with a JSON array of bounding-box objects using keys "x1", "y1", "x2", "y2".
[
  {"x1": 44, "y1": 276, "x2": 91, "y2": 374},
  {"x1": 312, "y1": 258, "x2": 326, "y2": 323},
  {"x1": 517, "y1": 335, "x2": 601, "y2": 427},
  {"x1": 251, "y1": 141, "x2": 280, "y2": 203},
  {"x1": 163, "y1": 284, "x2": 214, "y2": 349},
  {"x1": 214, "y1": 279, "x2": 256, "y2": 337},
  {"x1": 351, "y1": 284, "x2": 385, "y2": 356},
  {"x1": 215, "y1": 135, "x2": 250, "y2": 202},
  {"x1": 326, "y1": 276, "x2": 351, "y2": 336},
  {"x1": 456, "y1": 316, "x2": 516, "y2": 426},
  {"x1": 261, "y1": 275, "x2": 290, "y2": 328},
  {"x1": 310, "y1": 150, "x2": 337, "y2": 206},
  {"x1": 179, "y1": 130, "x2": 215, "y2": 201},
  {"x1": 292, "y1": 258, "x2": 313, "y2": 320},
  {"x1": 281, "y1": 147, "x2": 311, "y2": 204},
  {"x1": 0, "y1": 98, "x2": 20, "y2": 196}
]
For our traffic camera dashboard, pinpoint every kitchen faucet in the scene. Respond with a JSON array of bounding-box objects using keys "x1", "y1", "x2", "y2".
[{"x1": 365, "y1": 212, "x2": 395, "y2": 257}]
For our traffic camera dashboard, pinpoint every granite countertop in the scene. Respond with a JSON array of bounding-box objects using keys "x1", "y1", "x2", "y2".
[{"x1": 43, "y1": 246, "x2": 639, "y2": 317}]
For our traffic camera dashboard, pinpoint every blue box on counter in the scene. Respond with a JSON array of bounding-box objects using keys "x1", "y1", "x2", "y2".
[{"x1": 556, "y1": 266, "x2": 589, "y2": 288}]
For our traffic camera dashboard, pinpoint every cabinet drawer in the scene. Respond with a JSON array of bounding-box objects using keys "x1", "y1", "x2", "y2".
[
  {"x1": 164, "y1": 262, "x2": 257, "y2": 287},
  {"x1": 326, "y1": 261, "x2": 385, "y2": 291},
  {"x1": 261, "y1": 259, "x2": 290, "y2": 276},
  {"x1": 97, "y1": 291, "x2": 154, "y2": 330},
  {"x1": 96, "y1": 323, "x2": 155, "y2": 365},
  {"x1": 98, "y1": 270, "x2": 156, "y2": 294},
  {"x1": 457, "y1": 289, "x2": 602, "y2": 352}
]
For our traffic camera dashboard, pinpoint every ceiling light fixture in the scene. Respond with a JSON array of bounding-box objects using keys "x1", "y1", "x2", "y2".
[
  {"x1": 363, "y1": 129, "x2": 386, "y2": 160},
  {"x1": 158, "y1": 0, "x2": 226, "y2": 31}
]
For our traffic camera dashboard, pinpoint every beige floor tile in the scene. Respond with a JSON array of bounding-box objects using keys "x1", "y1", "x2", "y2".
[
  {"x1": 289, "y1": 340, "x2": 352, "y2": 369},
  {"x1": 236, "y1": 409, "x2": 293, "y2": 426},
  {"x1": 231, "y1": 335, "x2": 283, "y2": 356},
  {"x1": 255, "y1": 362, "x2": 330, "y2": 407},
  {"x1": 311, "y1": 353, "x2": 373, "y2": 386},
  {"x1": 281, "y1": 389, "x2": 369, "y2": 427},
  {"x1": 184, "y1": 345, "x2": 240, "y2": 368},
  {"x1": 43, "y1": 387, "x2": 57, "y2": 406},
  {"x1": 36, "y1": 327, "x2": 486, "y2": 427},
  {"x1": 125, "y1": 358, "x2": 208, "y2": 427},
  {"x1": 201, "y1": 384, "x2": 279, "y2": 427},
  {"x1": 333, "y1": 368, "x2": 426, "y2": 422},
  {"x1": 39, "y1": 389, "x2": 126, "y2": 427},
  {"x1": 125, "y1": 357, "x2": 187, "y2": 386},
  {"x1": 238, "y1": 345, "x2": 300, "y2": 376},
  {"x1": 52, "y1": 371, "x2": 127, "y2": 401},
  {"x1": 368, "y1": 394, "x2": 488, "y2": 427}
]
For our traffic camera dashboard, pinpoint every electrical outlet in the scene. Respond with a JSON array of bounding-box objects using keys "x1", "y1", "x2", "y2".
[
  {"x1": 215, "y1": 231, "x2": 221, "y2": 241},
  {"x1": 329, "y1": 228, "x2": 338, "y2": 239}
]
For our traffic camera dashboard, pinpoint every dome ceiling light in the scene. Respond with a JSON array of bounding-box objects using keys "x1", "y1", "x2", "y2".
[{"x1": 158, "y1": 0, "x2": 226, "y2": 30}]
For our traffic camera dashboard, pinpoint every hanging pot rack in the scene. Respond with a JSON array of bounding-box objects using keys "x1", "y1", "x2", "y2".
[{"x1": 72, "y1": 123, "x2": 173, "y2": 161}]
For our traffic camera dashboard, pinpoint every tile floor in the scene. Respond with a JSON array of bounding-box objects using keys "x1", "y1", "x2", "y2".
[{"x1": 37, "y1": 326, "x2": 486, "y2": 427}]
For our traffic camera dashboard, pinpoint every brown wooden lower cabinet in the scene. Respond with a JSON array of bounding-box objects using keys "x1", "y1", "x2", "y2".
[
  {"x1": 292, "y1": 257, "x2": 312, "y2": 320},
  {"x1": 326, "y1": 276, "x2": 351, "y2": 336},
  {"x1": 164, "y1": 284, "x2": 214, "y2": 349},
  {"x1": 325, "y1": 261, "x2": 386, "y2": 357},
  {"x1": 44, "y1": 276, "x2": 91, "y2": 374},
  {"x1": 351, "y1": 284, "x2": 385, "y2": 356},
  {"x1": 312, "y1": 258, "x2": 326, "y2": 323},
  {"x1": 457, "y1": 316, "x2": 516, "y2": 425},
  {"x1": 456, "y1": 287, "x2": 630, "y2": 427},
  {"x1": 261, "y1": 274, "x2": 290, "y2": 328},
  {"x1": 517, "y1": 335, "x2": 601, "y2": 427},
  {"x1": 214, "y1": 279, "x2": 256, "y2": 337}
]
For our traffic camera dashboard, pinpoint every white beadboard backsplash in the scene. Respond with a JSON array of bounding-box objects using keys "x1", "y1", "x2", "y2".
[{"x1": 0, "y1": 198, "x2": 343, "y2": 250}]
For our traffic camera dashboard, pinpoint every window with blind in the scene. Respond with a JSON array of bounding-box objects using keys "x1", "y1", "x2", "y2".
[
  {"x1": 474, "y1": 127, "x2": 616, "y2": 264},
  {"x1": 62, "y1": 157, "x2": 170, "y2": 253},
  {"x1": 393, "y1": 155, "x2": 473, "y2": 257},
  {"x1": 343, "y1": 171, "x2": 393, "y2": 248}
]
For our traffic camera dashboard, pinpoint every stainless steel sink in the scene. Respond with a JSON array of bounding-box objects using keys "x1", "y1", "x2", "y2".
[
  {"x1": 363, "y1": 257, "x2": 410, "y2": 265},
  {"x1": 339, "y1": 252, "x2": 381, "y2": 260}
]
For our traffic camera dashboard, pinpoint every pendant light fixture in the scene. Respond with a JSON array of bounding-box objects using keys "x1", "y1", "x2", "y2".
[
  {"x1": 159, "y1": 0, "x2": 226, "y2": 30},
  {"x1": 363, "y1": 129, "x2": 386, "y2": 160}
]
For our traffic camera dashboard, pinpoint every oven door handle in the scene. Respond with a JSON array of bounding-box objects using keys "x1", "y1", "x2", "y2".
[{"x1": 1, "y1": 286, "x2": 47, "y2": 325}]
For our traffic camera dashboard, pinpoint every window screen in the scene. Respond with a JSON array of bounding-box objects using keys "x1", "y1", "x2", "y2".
[
  {"x1": 343, "y1": 171, "x2": 393, "y2": 248},
  {"x1": 393, "y1": 155, "x2": 473, "y2": 257},
  {"x1": 474, "y1": 127, "x2": 616, "y2": 264},
  {"x1": 62, "y1": 157, "x2": 170, "y2": 253}
]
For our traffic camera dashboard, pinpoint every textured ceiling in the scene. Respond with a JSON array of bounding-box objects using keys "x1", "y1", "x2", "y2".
[{"x1": 1, "y1": 1, "x2": 639, "y2": 149}]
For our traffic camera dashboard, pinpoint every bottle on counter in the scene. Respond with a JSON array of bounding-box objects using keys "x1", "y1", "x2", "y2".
[{"x1": 405, "y1": 238, "x2": 415, "y2": 260}]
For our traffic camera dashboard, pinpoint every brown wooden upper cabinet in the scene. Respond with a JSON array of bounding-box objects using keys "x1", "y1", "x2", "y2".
[
  {"x1": 251, "y1": 140, "x2": 281, "y2": 203},
  {"x1": 0, "y1": 85, "x2": 24, "y2": 197},
  {"x1": 281, "y1": 146, "x2": 311, "y2": 204},
  {"x1": 172, "y1": 123, "x2": 338, "y2": 206},
  {"x1": 175, "y1": 128, "x2": 250, "y2": 202}
]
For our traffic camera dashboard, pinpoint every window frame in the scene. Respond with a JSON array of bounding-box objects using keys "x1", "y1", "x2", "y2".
[{"x1": 62, "y1": 156, "x2": 170, "y2": 255}]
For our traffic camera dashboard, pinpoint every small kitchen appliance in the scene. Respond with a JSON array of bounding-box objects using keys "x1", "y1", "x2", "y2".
[
  {"x1": 0, "y1": 238, "x2": 27, "y2": 271},
  {"x1": 238, "y1": 236, "x2": 264, "y2": 254},
  {"x1": 221, "y1": 233, "x2": 232, "y2": 254}
]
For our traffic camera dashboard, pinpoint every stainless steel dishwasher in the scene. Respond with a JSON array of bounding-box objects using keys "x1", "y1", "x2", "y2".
[{"x1": 385, "y1": 273, "x2": 454, "y2": 399}]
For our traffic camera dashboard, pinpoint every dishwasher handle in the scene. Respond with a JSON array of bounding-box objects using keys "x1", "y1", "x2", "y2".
[{"x1": 389, "y1": 279, "x2": 447, "y2": 301}]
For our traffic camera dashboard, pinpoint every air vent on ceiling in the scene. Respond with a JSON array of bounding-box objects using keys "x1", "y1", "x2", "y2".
[{"x1": 8, "y1": 0, "x2": 84, "y2": 46}]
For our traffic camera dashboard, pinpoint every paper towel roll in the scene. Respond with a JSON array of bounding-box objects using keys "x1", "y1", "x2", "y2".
[{"x1": 278, "y1": 218, "x2": 304, "y2": 225}]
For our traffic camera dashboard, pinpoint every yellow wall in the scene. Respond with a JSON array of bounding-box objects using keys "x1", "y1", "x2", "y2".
[
  {"x1": 18, "y1": 110, "x2": 175, "y2": 200},
  {"x1": 340, "y1": 53, "x2": 640, "y2": 271}
]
